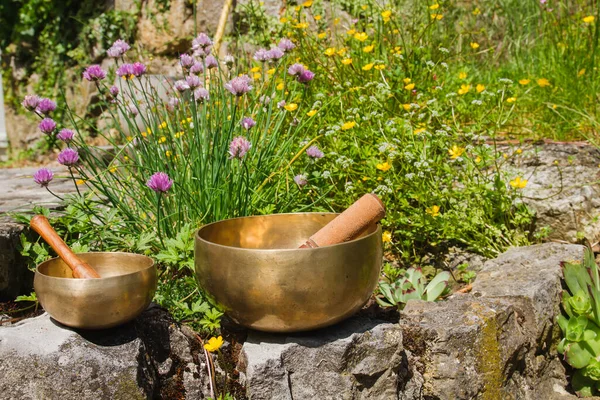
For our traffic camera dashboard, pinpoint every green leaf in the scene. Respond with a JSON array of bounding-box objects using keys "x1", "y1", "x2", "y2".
[
  {"x1": 565, "y1": 342, "x2": 593, "y2": 369},
  {"x1": 572, "y1": 369, "x2": 596, "y2": 397},
  {"x1": 566, "y1": 315, "x2": 589, "y2": 342}
]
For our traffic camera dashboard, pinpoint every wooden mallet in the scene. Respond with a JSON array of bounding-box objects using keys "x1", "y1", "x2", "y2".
[{"x1": 30, "y1": 215, "x2": 101, "y2": 279}]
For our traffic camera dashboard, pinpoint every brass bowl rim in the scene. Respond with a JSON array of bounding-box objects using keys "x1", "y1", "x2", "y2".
[
  {"x1": 196, "y1": 212, "x2": 380, "y2": 252},
  {"x1": 35, "y1": 251, "x2": 156, "y2": 281}
]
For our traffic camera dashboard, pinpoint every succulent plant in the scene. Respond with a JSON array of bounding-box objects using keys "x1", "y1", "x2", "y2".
[
  {"x1": 376, "y1": 267, "x2": 451, "y2": 309},
  {"x1": 558, "y1": 248, "x2": 600, "y2": 397}
]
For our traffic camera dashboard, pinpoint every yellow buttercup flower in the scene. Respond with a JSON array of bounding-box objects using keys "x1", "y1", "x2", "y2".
[
  {"x1": 458, "y1": 84, "x2": 471, "y2": 95},
  {"x1": 280, "y1": 17, "x2": 289, "y2": 23},
  {"x1": 509, "y1": 177, "x2": 528, "y2": 189},
  {"x1": 341, "y1": 121, "x2": 356, "y2": 130},
  {"x1": 476, "y1": 84, "x2": 485, "y2": 93},
  {"x1": 382, "y1": 10, "x2": 392, "y2": 23},
  {"x1": 426, "y1": 205, "x2": 440, "y2": 217},
  {"x1": 459, "y1": 71, "x2": 467, "y2": 79},
  {"x1": 267, "y1": 68, "x2": 275, "y2": 75},
  {"x1": 376, "y1": 162, "x2": 392, "y2": 172},
  {"x1": 361, "y1": 4, "x2": 367, "y2": 10},
  {"x1": 382, "y1": 231, "x2": 392, "y2": 243},
  {"x1": 165, "y1": 150, "x2": 172, "y2": 157},
  {"x1": 583, "y1": 15, "x2": 595, "y2": 24},
  {"x1": 475, "y1": 156, "x2": 482, "y2": 163},
  {"x1": 473, "y1": 7, "x2": 481, "y2": 15},
  {"x1": 302, "y1": 0, "x2": 313, "y2": 7},
  {"x1": 284, "y1": 103, "x2": 298, "y2": 112},
  {"x1": 516, "y1": 148, "x2": 522, "y2": 154},
  {"x1": 470, "y1": 42, "x2": 480, "y2": 49},
  {"x1": 519, "y1": 79, "x2": 530, "y2": 85},
  {"x1": 342, "y1": 58, "x2": 353, "y2": 65},
  {"x1": 537, "y1": 78, "x2": 551, "y2": 87},
  {"x1": 333, "y1": 18, "x2": 340, "y2": 25},
  {"x1": 414, "y1": 127, "x2": 426, "y2": 134},
  {"x1": 251, "y1": 66, "x2": 261, "y2": 73},
  {"x1": 354, "y1": 32, "x2": 368, "y2": 42},
  {"x1": 336, "y1": 48, "x2": 347, "y2": 56},
  {"x1": 362, "y1": 63, "x2": 374, "y2": 71},
  {"x1": 294, "y1": 22, "x2": 308, "y2": 29},
  {"x1": 405, "y1": 83, "x2": 415, "y2": 90},
  {"x1": 307, "y1": 109, "x2": 317, "y2": 117},
  {"x1": 174, "y1": 131, "x2": 184, "y2": 138},
  {"x1": 402, "y1": 104, "x2": 411, "y2": 111},
  {"x1": 403, "y1": 78, "x2": 411, "y2": 84},
  {"x1": 253, "y1": 72, "x2": 261, "y2": 80},
  {"x1": 363, "y1": 44, "x2": 374, "y2": 53},
  {"x1": 324, "y1": 47, "x2": 336, "y2": 56},
  {"x1": 317, "y1": 32, "x2": 327, "y2": 39},
  {"x1": 159, "y1": 121, "x2": 167, "y2": 129},
  {"x1": 430, "y1": 4, "x2": 440, "y2": 10},
  {"x1": 506, "y1": 97, "x2": 516, "y2": 103},
  {"x1": 158, "y1": 136, "x2": 167, "y2": 143},
  {"x1": 578, "y1": 68, "x2": 586, "y2": 77},
  {"x1": 448, "y1": 145, "x2": 465, "y2": 159},
  {"x1": 276, "y1": 82, "x2": 284, "y2": 90},
  {"x1": 347, "y1": 29, "x2": 356, "y2": 36},
  {"x1": 431, "y1": 13, "x2": 443, "y2": 20},
  {"x1": 204, "y1": 336, "x2": 224, "y2": 353},
  {"x1": 374, "y1": 64, "x2": 385, "y2": 70},
  {"x1": 314, "y1": 15, "x2": 322, "y2": 21}
]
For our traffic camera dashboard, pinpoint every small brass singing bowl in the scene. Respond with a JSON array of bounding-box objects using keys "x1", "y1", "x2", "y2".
[
  {"x1": 194, "y1": 213, "x2": 382, "y2": 332},
  {"x1": 34, "y1": 252, "x2": 157, "y2": 329}
]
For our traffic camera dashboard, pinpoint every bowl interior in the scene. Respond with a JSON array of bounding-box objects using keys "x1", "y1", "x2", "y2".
[
  {"x1": 37, "y1": 252, "x2": 155, "y2": 279},
  {"x1": 198, "y1": 213, "x2": 377, "y2": 249}
]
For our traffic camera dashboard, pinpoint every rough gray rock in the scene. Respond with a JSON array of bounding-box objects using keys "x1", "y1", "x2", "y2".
[
  {"x1": 240, "y1": 243, "x2": 584, "y2": 399},
  {"x1": 0, "y1": 304, "x2": 211, "y2": 399},
  {"x1": 238, "y1": 316, "x2": 404, "y2": 400},
  {"x1": 503, "y1": 142, "x2": 600, "y2": 242}
]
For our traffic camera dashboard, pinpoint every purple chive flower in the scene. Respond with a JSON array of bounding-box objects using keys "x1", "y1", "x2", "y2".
[
  {"x1": 174, "y1": 80, "x2": 190, "y2": 92},
  {"x1": 39, "y1": 118, "x2": 57, "y2": 134},
  {"x1": 260, "y1": 94, "x2": 271, "y2": 105},
  {"x1": 278, "y1": 38, "x2": 296, "y2": 52},
  {"x1": 253, "y1": 48, "x2": 270, "y2": 62},
  {"x1": 190, "y1": 61, "x2": 204, "y2": 74},
  {"x1": 128, "y1": 104, "x2": 139, "y2": 116},
  {"x1": 241, "y1": 117, "x2": 256, "y2": 130},
  {"x1": 132, "y1": 62, "x2": 147, "y2": 77},
  {"x1": 192, "y1": 33, "x2": 213, "y2": 51},
  {"x1": 22, "y1": 95, "x2": 40, "y2": 111},
  {"x1": 146, "y1": 172, "x2": 173, "y2": 193},
  {"x1": 57, "y1": 128, "x2": 75, "y2": 143},
  {"x1": 33, "y1": 168, "x2": 54, "y2": 187},
  {"x1": 107, "y1": 39, "x2": 131, "y2": 58},
  {"x1": 306, "y1": 145, "x2": 324, "y2": 159},
  {"x1": 186, "y1": 74, "x2": 202, "y2": 89},
  {"x1": 288, "y1": 63, "x2": 305, "y2": 76},
  {"x1": 294, "y1": 174, "x2": 308, "y2": 187},
  {"x1": 82, "y1": 65, "x2": 106, "y2": 81},
  {"x1": 205, "y1": 55, "x2": 218, "y2": 69},
  {"x1": 225, "y1": 75, "x2": 253, "y2": 96},
  {"x1": 57, "y1": 148, "x2": 79, "y2": 166},
  {"x1": 110, "y1": 85, "x2": 119, "y2": 96},
  {"x1": 36, "y1": 98, "x2": 57, "y2": 115},
  {"x1": 229, "y1": 136, "x2": 252, "y2": 159},
  {"x1": 167, "y1": 97, "x2": 180, "y2": 111},
  {"x1": 194, "y1": 88, "x2": 210, "y2": 102},
  {"x1": 277, "y1": 100, "x2": 286, "y2": 108},
  {"x1": 297, "y1": 69, "x2": 315, "y2": 84},
  {"x1": 116, "y1": 63, "x2": 135, "y2": 77},
  {"x1": 267, "y1": 47, "x2": 284, "y2": 61},
  {"x1": 180, "y1": 53, "x2": 194, "y2": 69}
]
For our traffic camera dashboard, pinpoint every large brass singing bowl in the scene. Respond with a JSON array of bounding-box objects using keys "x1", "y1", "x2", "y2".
[
  {"x1": 34, "y1": 252, "x2": 157, "y2": 329},
  {"x1": 194, "y1": 213, "x2": 382, "y2": 332}
]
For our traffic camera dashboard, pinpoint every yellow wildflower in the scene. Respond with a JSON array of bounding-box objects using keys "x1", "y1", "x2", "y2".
[
  {"x1": 336, "y1": 48, "x2": 347, "y2": 56},
  {"x1": 267, "y1": 68, "x2": 275, "y2": 75},
  {"x1": 476, "y1": 84, "x2": 485, "y2": 93},
  {"x1": 431, "y1": 13, "x2": 444, "y2": 20},
  {"x1": 430, "y1": 4, "x2": 440, "y2": 10},
  {"x1": 362, "y1": 63, "x2": 374, "y2": 71},
  {"x1": 583, "y1": 15, "x2": 595, "y2": 24},
  {"x1": 317, "y1": 32, "x2": 327, "y2": 39},
  {"x1": 470, "y1": 42, "x2": 480, "y2": 49},
  {"x1": 165, "y1": 150, "x2": 172, "y2": 157},
  {"x1": 333, "y1": 17, "x2": 340, "y2": 25},
  {"x1": 405, "y1": 83, "x2": 415, "y2": 90},
  {"x1": 578, "y1": 68, "x2": 586, "y2": 77},
  {"x1": 76, "y1": 179, "x2": 86, "y2": 185},
  {"x1": 302, "y1": 0, "x2": 313, "y2": 6},
  {"x1": 314, "y1": 15, "x2": 322, "y2": 21},
  {"x1": 294, "y1": 22, "x2": 308, "y2": 29},
  {"x1": 342, "y1": 58, "x2": 353, "y2": 65},
  {"x1": 459, "y1": 71, "x2": 467, "y2": 79},
  {"x1": 376, "y1": 162, "x2": 392, "y2": 172},
  {"x1": 158, "y1": 136, "x2": 166, "y2": 143},
  {"x1": 473, "y1": 7, "x2": 481, "y2": 15},
  {"x1": 276, "y1": 82, "x2": 285, "y2": 90},
  {"x1": 361, "y1": 4, "x2": 367, "y2": 10},
  {"x1": 426, "y1": 205, "x2": 440, "y2": 217},
  {"x1": 506, "y1": 97, "x2": 516, "y2": 103},
  {"x1": 458, "y1": 84, "x2": 471, "y2": 95},
  {"x1": 374, "y1": 64, "x2": 385, "y2": 70},
  {"x1": 414, "y1": 127, "x2": 426, "y2": 134},
  {"x1": 537, "y1": 78, "x2": 551, "y2": 87},
  {"x1": 280, "y1": 17, "x2": 289, "y2": 23},
  {"x1": 519, "y1": 79, "x2": 530, "y2": 85},
  {"x1": 174, "y1": 131, "x2": 184, "y2": 138},
  {"x1": 109, "y1": 166, "x2": 117, "y2": 173},
  {"x1": 159, "y1": 121, "x2": 167, "y2": 129},
  {"x1": 382, "y1": 10, "x2": 392, "y2": 23},
  {"x1": 284, "y1": 103, "x2": 298, "y2": 112},
  {"x1": 347, "y1": 29, "x2": 356, "y2": 36},
  {"x1": 363, "y1": 44, "x2": 374, "y2": 53},
  {"x1": 475, "y1": 156, "x2": 482, "y2": 163},
  {"x1": 516, "y1": 148, "x2": 522, "y2": 154},
  {"x1": 382, "y1": 231, "x2": 392, "y2": 243},
  {"x1": 341, "y1": 121, "x2": 356, "y2": 130},
  {"x1": 354, "y1": 32, "x2": 369, "y2": 42},
  {"x1": 307, "y1": 109, "x2": 317, "y2": 117},
  {"x1": 509, "y1": 177, "x2": 528, "y2": 189},
  {"x1": 204, "y1": 336, "x2": 224, "y2": 353},
  {"x1": 126, "y1": 136, "x2": 133, "y2": 142},
  {"x1": 448, "y1": 145, "x2": 465, "y2": 159},
  {"x1": 403, "y1": 78, "x2": 411, "y2": 84},
  {"x1": 250, "y1": 66, "x2": 261, "y2": 73},
  {"x1": 324, "y1": 47, "x2": 336, "y2": 56},
  {"x1": 253, "y1": 72, "x2": 261, "y2": 80},
  {"x1": 227, "y1": 115, "x2": 231, "y2": 121},
  {"x1": 402, "y1": 103, "x2": 411, "y2": 111}
]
